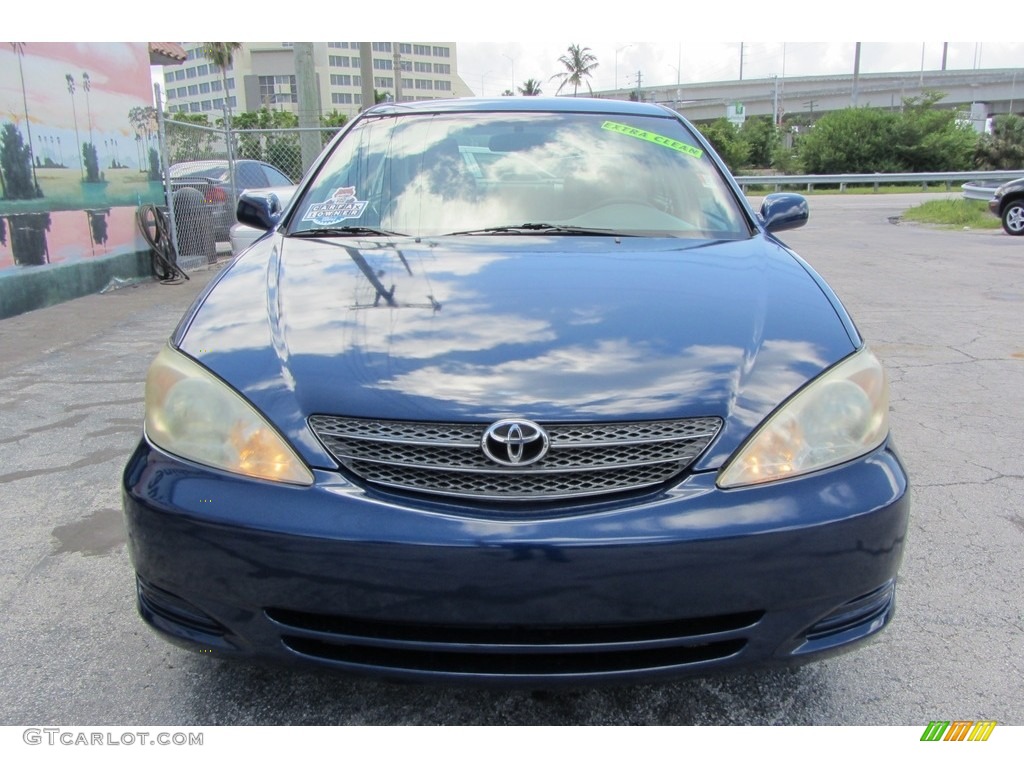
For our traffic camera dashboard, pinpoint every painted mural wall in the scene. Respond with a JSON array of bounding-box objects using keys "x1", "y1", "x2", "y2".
[{"x1": 0, "y1": 42, "x2": 162, "y2": 271}]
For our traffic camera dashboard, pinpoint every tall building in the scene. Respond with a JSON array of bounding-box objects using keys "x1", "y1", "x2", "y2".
[{"x1": 161, "y1": 42, "x2": 473, "y2": 119}]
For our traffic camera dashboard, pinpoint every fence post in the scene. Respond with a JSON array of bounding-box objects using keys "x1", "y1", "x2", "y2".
[
  {"x1": 154, "y1": 83, "x2": 180, "y2": 260},
  {"x1": 223, "y1": 102, "x2": 237, "y2": 218}
]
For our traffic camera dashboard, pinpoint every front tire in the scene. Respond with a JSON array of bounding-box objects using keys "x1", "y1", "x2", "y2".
[{"x1": 1001, "y1": 200, "x2": 1024, "y2": 235}]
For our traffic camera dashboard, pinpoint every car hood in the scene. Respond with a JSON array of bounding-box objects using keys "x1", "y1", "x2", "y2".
[{"x1": 177, "y1": 234, "x2": 858, "y2": 470}]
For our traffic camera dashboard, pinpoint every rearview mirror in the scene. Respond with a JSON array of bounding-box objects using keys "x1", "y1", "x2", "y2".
[{"x1": 236, "y1": 190, "x2": 284, "y2": 232}]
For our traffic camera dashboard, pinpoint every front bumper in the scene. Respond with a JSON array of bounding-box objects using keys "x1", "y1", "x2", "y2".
[{"x1": 123, "y1": 439, "x2": 909, "y2": 686}]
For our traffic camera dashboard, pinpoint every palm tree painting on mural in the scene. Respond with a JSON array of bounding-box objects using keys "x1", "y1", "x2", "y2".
[
  {"x1": 11, "y1": 43, "x2": 42, "y2": 197},
  {"x1": 65, "y1": 73, "x2": 83, "y2": 181}
]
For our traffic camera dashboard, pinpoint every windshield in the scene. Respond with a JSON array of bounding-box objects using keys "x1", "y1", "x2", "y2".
[{"x1": 290, "y1": 111, "x2": 749, "y2": 239}]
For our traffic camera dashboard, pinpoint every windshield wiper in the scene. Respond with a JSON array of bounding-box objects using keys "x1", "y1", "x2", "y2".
[
  {"x1": 445, "y1": 223, "x2": 634, "y2": 237},
  {"x1": 291, "y1": 226, "x2": 407, "y2": 238}
]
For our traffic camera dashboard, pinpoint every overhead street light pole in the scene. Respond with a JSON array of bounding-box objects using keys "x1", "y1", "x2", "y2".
[
  {"x1": 615, "y1": 44, "x2": 633, "y2": 91},
  {"x1": 504, "y1": 54, "x2": 516, "y2": 94}
]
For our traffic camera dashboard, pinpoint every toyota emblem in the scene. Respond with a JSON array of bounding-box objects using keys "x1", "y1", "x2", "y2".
[{"x1": 481, "y1": 419, "x2": 550, "y2": 467}]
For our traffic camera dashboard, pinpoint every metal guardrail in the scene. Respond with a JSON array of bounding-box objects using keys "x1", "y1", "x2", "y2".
[
  {"x1": 735, "y1": 170, "x2": 1024, "y2": 193},
  {"x1": 961, "y1": 181, "x2": 1002, "y2": 201}
]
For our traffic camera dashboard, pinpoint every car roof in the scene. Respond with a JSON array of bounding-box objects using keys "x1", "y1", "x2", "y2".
[
  {"x1": 363, "y1": 97, "x2": 674, "y2": 118},
  {"x1": 169, "y1": 160, "x2": 229, "y2": 177}
]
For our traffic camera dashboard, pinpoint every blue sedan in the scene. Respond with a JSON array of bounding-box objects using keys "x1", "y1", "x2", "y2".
[{"x1": 123, "y1": 98, "x2": 909, "y2": 685}]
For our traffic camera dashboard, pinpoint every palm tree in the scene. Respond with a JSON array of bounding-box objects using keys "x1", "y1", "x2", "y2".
[
  {"x1": 66, "y1": 73, "x2": 83, "y2": 180},
  {"x1": 550, "y1": 44, "x2": 599, "y2": 97},
  {"x1": 203, "y1": 42, "x2": 243, "y2": 125},
  {"x1": 82, "y1": 72, "x2": 94, "y2": 145},
  {"x1": 518, "y1": 78, "x2": 543, "y2": 96},
  {"x1": 11, "y1": 43, "x2": 40, "y2": 195}
]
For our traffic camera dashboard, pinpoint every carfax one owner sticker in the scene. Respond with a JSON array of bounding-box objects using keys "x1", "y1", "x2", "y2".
[{"x1": 302, "y1": 187, "x2": 368, "y2": 226}]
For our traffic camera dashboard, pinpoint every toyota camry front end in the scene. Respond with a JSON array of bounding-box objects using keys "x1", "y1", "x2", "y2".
[{"x1": 123, "y1": 98, "x2": 909, "y2": 685}]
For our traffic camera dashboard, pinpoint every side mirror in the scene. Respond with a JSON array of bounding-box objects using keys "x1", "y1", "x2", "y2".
[
  {"x1": 236, "y1": 190, "x2": 284, "y2": 231},
  {"x1": 758, "y1": 193, "x2": 809, "y2": 233}
]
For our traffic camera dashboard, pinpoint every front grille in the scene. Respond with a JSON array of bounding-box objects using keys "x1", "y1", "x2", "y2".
[
  {"x1": 309, "y1": 416, "x2": 722, "y2": 501},
  {"x1": 267, "y1": 607, "x2": 759, "y2": 678}
]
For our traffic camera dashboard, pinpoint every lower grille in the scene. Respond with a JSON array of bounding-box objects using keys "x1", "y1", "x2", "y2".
[
  {"x1": 309, "y1": 415, "x2": 722, "y2": 502},
  {"x1": 281, "y1": 636, "x2": 746, "y2": 676},
  {"x1": 267, "y1": 608, "x2": 759, "y2": 677}
]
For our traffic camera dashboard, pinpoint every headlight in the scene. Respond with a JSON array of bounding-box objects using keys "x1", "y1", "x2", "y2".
[
  {"x1": 718, "y1": 347, "x2": 889, "y2": 488},
  {"x1": 144, "y1": 345, "x2": 313, "y2": 485}
]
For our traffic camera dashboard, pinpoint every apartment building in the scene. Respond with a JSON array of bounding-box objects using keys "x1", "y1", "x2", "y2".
[{"x1": 161, "y1": 42, "x2": 473, "y2": 119}]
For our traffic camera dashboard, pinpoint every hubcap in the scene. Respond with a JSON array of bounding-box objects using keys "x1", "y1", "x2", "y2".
[{"x1": 1006, "y1": 206, "x2": 1024, "y2": 232}]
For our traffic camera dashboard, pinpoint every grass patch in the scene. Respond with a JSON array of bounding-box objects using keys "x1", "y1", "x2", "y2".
[
  {"x1": 0, "y1": 168, "x2": 164, "y2": 215},
  {"x1": 900, "y1": 198, "x2": 1000, "y2": 229},
  {"x1": 807, "y1": 184, "x2": 957, "y2": 195}
]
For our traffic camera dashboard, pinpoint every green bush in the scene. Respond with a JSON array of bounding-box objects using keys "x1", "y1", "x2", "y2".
[
  {"x1": 797, "y1": 108, "x2": 900, "y2": 174},
  {"x1": 797, "y1": 92, "x2": 977, "y2": 174},
  {"x1": 975, "y1": 114, "x2": 1024, "y2": 170},
  {"x1": 891, "y1": 93, "x2": 975, "y2": 171},
  {"x1": 697, "y1": 118, "x2": 750, "y2": 173},
  {"x1": 739, "y1": 116, "x2": 780, "y2": 169},
  {"x1": 148, "y1": 147, "x2": 161, "y2": 181},
  {"x1": 83, "y1": 142, "x2": 100, "y2": 183},
  {"x1": 0, "y1": 122, "x2": 42, "y2": 199}
]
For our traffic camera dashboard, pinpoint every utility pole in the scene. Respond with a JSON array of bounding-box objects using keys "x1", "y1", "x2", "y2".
[
  {"x1": 773, "y1": 75, "x2": 779, "y2": 126},
  {"x1": 636, "y1": 70, "x2": 643, "y2": 102},
  {"x1": 779, "y1": 44, "x2": 786, "y2": 123},
  {"x1": 852, "y1": 42, "x2": 861, "y2": 107},
  {"x1": 294, "y1": 43, "x2": 320, "y2": 174},
  {"x1": 739, "y1": 42, "x2": 744, "y2": 81},
  {"x1": 941, "y1": 42, "x2": 948, "y2": 71},
  {"x1": 393, "y1": 44, "x2": 402, "y2": 102},
  {"x1": 804, "y1": 99, "x2": 817, "y2": 123},
  {"x1": 359, "y1": 42, "x2": 374, "y2": 110}
]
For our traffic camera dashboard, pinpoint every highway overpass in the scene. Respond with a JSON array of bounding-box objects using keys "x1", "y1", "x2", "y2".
[{"x1": 594, "y1": 68, "x2": 1024, "y2": 125}]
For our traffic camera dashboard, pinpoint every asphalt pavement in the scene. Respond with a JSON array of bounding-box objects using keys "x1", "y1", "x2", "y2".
[{"x1": 1, "y1": 194, "x2": 1021, "y2": 725}]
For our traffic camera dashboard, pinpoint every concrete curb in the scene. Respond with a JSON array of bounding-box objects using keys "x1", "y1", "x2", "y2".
[{"x1": 0, "y1": 250, "x2": 155, "y2": 320}]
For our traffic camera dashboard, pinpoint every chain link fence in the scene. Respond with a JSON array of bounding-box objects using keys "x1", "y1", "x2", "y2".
[
  {"x1": 156, "y1": 112, "x2": 341, "y2": 270},
  {"x1": 232, "y1": 127, "x2": 342, "y2": 183}
]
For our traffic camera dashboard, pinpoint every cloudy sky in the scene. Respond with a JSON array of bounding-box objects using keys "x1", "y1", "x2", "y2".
[
  {"x1": 456, "y1": 42, "x2": 1023, "y2": 98},
  {"x1": 26, "y1": 3, "x2": 1022, "y2": 100}
]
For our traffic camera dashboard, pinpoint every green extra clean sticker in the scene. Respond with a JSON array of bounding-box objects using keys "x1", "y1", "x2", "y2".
[{"x1": 601, "y1": 121, "x2": 704, "y2": 159}]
